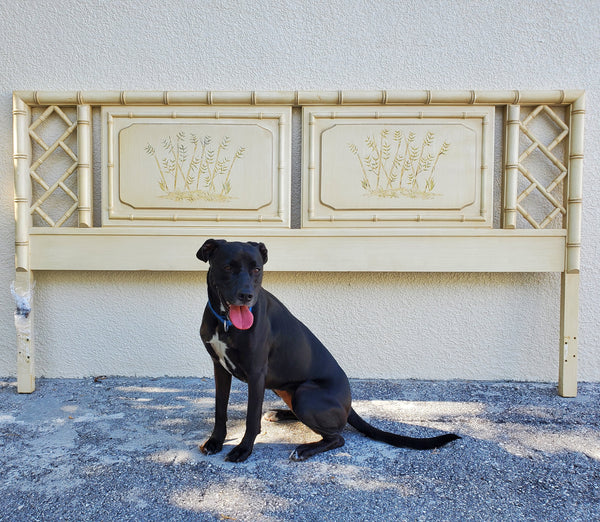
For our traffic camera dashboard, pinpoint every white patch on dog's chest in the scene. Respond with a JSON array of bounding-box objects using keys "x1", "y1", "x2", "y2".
[{"x1": 208, "y1": 332, "x2": 236, "y2": 374}]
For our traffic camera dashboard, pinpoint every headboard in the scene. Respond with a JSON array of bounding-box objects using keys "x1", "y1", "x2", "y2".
[{"x1": 12, "y1": 90, "x2": 584, "y2": 396}]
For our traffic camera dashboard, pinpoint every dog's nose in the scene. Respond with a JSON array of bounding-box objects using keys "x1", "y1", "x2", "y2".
[{"x1": 237, "y1": 292, "x2": 254, "y2": 304}]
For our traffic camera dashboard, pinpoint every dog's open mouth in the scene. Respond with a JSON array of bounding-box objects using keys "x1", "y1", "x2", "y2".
[{"x1": 228, "y1": 304, "x2": 254, "y2": 330}]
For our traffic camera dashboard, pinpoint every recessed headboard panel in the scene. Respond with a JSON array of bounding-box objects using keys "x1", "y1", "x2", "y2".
[
  {"x1": 302, "y1": 105, "x2": 495, "y2": 228},
  {"x1": 12, "y1": 89, "x2": 584, "y2": 396},
  {"x1": 101, "y1": 105, "x2": 291, "y2": 227}
]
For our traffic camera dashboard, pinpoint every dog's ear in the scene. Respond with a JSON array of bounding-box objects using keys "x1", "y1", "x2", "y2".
[
  {"x1": 197, "y1": 239, "x2": 224, "y2": 262},
  {"x1": 248, "y1": 241, "x2": 268, "y2": 264}
]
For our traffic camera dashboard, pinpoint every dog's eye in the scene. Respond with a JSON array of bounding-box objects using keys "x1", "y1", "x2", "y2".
[
  {"x1": 223, "y1": 265, "x2": 232, "y2": 272},
  {"x1": 253, "y1": 267, "x2": 261, "y2": 274}
]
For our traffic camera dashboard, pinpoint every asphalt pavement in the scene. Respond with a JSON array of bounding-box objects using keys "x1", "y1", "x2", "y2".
[{"x1": 1, "y1": 377, "x2": 599, "y2": 521}]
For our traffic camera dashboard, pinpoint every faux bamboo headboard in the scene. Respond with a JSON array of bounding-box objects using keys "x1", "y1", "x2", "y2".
[{"x1": 12, "y1": 90, "x2": 584, "y2": 396}]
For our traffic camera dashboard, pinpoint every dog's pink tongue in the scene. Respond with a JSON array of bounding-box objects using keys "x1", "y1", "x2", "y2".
[{"x1": 229, "y1": 305, "x2": 254, "y2": 330}]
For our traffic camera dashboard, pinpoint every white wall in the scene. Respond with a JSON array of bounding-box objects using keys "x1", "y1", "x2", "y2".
[{"x1": 1, "y1": 0, "x2": 598, "y2": 382}]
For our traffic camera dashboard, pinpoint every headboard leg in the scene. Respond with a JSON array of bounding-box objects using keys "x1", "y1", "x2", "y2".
[
  {"x1": 14, "y1": 270, "x2": 35, "y2": 393},
  {"x1": 558, "y1": 272, "x2": 579, "y2": 397}
]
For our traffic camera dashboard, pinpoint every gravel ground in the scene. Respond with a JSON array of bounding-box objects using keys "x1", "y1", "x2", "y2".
[{"x1": 1, "y1": 377, "x2": 599, "y2": 521}]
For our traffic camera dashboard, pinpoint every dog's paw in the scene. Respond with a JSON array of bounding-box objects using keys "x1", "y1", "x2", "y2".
[
  {"x1": 289, "y1": 435, "x2": 345, "y2": 461},
  {"x1": 200, "y1": 437, "x2": 224, "y2": 455},
  {"x1": 224, "y1": 444, "x2": 253, "y2": 462}
]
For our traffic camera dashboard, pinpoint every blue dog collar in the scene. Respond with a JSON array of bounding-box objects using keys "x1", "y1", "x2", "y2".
[{"x1": 207, "y1": 300, "x2": 253, "y2": 332}]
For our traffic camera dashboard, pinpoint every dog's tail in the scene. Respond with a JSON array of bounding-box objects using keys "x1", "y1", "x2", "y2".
[{"x1": 347, "y1": 408, "x2": 460, "y2": 450}]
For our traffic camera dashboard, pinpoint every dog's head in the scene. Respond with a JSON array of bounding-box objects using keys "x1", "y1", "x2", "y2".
[{"x1": 197, "y1": 239, "x2": 268, "y2": 330}]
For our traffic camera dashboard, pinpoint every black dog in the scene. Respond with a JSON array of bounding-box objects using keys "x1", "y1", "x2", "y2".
[{"x1": 197, "y1": 239, "x2": 459, "y2": 462}]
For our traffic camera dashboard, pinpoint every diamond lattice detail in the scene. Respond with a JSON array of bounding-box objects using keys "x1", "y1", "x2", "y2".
[
  {"x1": 516, "y1": 105, "x2": 569, "y2": 229},
  {"x1": 29, "y1": 106, "x2": 79, "y2": 227}
]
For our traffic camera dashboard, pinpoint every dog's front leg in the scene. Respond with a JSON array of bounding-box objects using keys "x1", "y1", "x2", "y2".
[
  {"x1": 201, "y1": 361, "x2": 232, "y2": 455},
  {"x1": 225, "y1": 369, "x2": 266, "y2": 462}
]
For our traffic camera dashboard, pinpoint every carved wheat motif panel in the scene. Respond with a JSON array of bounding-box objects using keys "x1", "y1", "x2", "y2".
[
  {"x1": 101, "y1": 106, "x2": 291, "y2": 227},
  {"x1": 302, "y1": 106, "x2": 495, "y2": 228}
]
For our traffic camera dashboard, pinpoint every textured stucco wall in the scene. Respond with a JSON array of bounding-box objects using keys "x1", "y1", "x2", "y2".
[{"x1": 0, "y1": 0, "x2": 598, "y2": 382}]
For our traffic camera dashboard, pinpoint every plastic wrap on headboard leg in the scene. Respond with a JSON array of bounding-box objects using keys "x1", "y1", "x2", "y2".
[{"x1": 12, "y1": 272, "x2": 35, "y2": 393}]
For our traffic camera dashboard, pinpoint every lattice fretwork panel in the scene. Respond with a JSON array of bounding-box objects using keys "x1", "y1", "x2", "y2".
[
  {"x1": 29, "y1": 106, "x2": 79, "y2": 227},
  {"x1": 516, "y1": 105, "x2": 569, "y2": 229}
]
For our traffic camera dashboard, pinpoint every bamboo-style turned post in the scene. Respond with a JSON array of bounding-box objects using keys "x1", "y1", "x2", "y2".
[
  {"x1": 566, "y1": 95, "x2": 584, "y2": 274},
  {"x1": 77, "y1": 105, "x2": 93, "y2": 227},
  {"x1": 13, "y1": 94, "x2": 35, "y2": 393},
  {"x1": 503, "y1": 105, "x2": 520, "y2": 229},
  {"x1": 13, "y1": 95, "x2": 32, "y2": 271},
  {"x1": 558, "y1": 94, "x2": 584, "y2": 398}
]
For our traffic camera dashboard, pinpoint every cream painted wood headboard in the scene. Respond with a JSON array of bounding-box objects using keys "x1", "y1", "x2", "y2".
[{"x1": 12, "y1": 90, "x2": 584, "y2": 396}]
